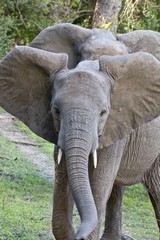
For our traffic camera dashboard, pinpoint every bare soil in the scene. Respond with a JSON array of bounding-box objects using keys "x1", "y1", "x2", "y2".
[{"x1": 0, "y1": 111, "x2": 54, "y2": 182}]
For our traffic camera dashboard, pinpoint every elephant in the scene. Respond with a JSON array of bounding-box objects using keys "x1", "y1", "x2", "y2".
[{"x1": 0, "y1": 23, "x2": 160, "y2": 240}]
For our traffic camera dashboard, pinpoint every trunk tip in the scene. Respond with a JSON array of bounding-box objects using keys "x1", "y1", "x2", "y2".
[{"x1": 75, "y1": 219, "x2": 98, "y2": 240}]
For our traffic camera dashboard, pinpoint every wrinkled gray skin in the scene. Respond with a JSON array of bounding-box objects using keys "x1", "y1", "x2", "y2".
[{"x1": 0, "y1": 24, "x2": 160, "y2": 240}]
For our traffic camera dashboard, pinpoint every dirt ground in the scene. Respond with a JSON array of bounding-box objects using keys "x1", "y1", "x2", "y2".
[{"x1": 0, "y1": 111, "x2": 54, "y2": 182}]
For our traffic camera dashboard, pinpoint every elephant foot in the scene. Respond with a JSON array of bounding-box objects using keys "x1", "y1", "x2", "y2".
[
  {"x1": 53, "y1": 232, "x2": 75, "y2": 240},
  {"x1": 121, "y1": 234, "x2": 136, "y2": 240},
  {"x1": 101, "y1": 233, "x2": 135, "y2": 240}
]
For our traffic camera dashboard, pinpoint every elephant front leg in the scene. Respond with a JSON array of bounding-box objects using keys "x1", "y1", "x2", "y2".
[
  {"x1": 88, "y1": 140, "x2": 126, "y2": 240},
  {"x1": 143, "y1": 154, "x2": 160, "y2": 231},
  {"x1": 87, "y1": 154, "x2": 121, "y2": 238},
  {"x1": 101, "y1": 184, "x2": 125, "y2": 240},
  {"x1": 52, "y1": 150, "x2": 75, "y2": 240}
]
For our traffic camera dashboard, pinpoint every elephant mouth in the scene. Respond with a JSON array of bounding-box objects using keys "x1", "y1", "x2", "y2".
[{"x1": 57, "y1": 147, "x2": 98, "y2": 169}]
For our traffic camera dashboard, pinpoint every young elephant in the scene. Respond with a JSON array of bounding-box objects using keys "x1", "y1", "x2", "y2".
[{"x1": 0, "y1": 24, "x2": 160, "y2": 240}]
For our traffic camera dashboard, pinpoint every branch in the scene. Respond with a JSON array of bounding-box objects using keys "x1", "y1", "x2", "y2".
[{"x1": 14, "y1": 0, "x2": 27, "y2": 28}]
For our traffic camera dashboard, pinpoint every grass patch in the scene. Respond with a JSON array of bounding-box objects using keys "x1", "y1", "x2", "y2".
[
  {"x1": 122, "y1": 184, "x2": 159, "y2": 239},
  {"x1": 15, "y1": 120, "x2": 54, "y2": 157},
  {"x1": 0, "y1": 107, "x2": 5, "y2": 113},
  {"x1": 0, "y1": 135, "x2": 53, "y2": 240}
]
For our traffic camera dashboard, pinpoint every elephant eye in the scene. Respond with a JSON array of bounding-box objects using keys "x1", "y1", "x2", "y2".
[
  {"x1": 54, "y1": 106, "x2": 60, "y2": 116},
  {"x1": 100, "y1": 109, "x2": 107, "y2": 117}
]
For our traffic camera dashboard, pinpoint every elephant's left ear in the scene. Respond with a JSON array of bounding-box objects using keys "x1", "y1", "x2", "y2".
[{"x1": 99, "y1": 52, "x2": 160, "y2": 147}]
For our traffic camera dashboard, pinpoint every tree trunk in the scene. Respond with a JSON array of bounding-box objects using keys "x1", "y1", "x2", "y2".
[{"x1": 92, "y1": 0, "x2": 122, "y2": 33}]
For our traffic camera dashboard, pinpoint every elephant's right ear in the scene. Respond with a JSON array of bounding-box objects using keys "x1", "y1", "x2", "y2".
[
  {"x1": 100, "y1": 52, "x2": 160, "y2": 147},
  {"x1": 0, "y1": 46, "x2": 68, "y2": 143},
  {"x1": 30, "y1": 23, "x2": 92, "y2": 69}
]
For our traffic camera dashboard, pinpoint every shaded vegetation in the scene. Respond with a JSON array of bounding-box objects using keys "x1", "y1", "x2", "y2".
[{"x1": 119, "y1": 0, "x2": 160, "y2": 33}]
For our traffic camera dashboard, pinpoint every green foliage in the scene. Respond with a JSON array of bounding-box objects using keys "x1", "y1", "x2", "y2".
[
  {"x1": 0, "y1": 0, "x2": 95, "y2": 59},
  {"x1": 0, "y1": 135, "x2": 53, "y2": 240},
  {"x1": 118, "y1": 0, "x2": 160, "y2": 33}
]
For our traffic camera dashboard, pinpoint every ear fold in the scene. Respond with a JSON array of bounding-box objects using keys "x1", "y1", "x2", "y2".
[
  {"x1": 30, "y1": 23, "x2": 92, "y2": 69},
  {"x1": 117, "y1": 30, "x2": 160, "y2": 60},
  {"x1": 0, "y1": 46, "x2": 68, "y2": 143},
  {"x1": 99, "y1": 52, "x2": 160, "y2": 147}
]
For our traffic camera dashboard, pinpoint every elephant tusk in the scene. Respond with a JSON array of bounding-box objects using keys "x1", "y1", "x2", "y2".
[
  {"x1": 58, "y1": 148, "x2": 62, "y2": 164},
  {"x1": 93, "y1": 150, "x2": 97, "y2": 168}
]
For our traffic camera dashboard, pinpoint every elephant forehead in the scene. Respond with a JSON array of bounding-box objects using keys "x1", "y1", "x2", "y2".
[
  {"x1": 55, "y1": 69, "x2": 106, "y2": 88},
  {"x1": 54, "y1": 69, "x2": 109, "y2": 100}
]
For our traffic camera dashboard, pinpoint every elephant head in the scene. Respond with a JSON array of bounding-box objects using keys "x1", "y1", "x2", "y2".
[
  {"x1": 30, "y1": 23, "x2": 160, "y2": 63},
  {"x1": 0, "y1": 24, "x2": 160, "y2": 239}
]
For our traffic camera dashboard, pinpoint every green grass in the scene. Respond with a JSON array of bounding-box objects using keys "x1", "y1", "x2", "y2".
[
  {"x1": 0, "y1": 107, "x2": 5, "y2": 113},
  {"x1": 122, "y1": 184, "x2": 159, "y2": 239},
  {"x1": 0, "y1": 135, "x2": 53, "y2": 240}
]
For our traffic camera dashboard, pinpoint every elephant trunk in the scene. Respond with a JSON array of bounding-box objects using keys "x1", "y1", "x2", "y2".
[{"x1": 64, "y1": 114, "x2": 98, "y2": 239}]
